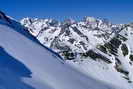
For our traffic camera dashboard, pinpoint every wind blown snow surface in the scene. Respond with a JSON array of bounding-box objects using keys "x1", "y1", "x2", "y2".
[{"x1": 0, "y1": 14, "x2": 120, "y2": 89}]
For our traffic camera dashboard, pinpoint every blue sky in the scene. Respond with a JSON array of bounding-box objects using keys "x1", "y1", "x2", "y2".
[{"x1": 0, "y1": 0, "x2": 133, "y2": 23}]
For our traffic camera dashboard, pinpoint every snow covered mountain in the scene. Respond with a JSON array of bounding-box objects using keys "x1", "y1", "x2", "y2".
[
  {"x1": 1, "y1": 11, "x2": 121, "y2": 89},
  {"x1": 21, "y1": 16, "x2": 133, "y2": 88},
  {"x1": 21, "y1": 17, "x2": 114, "y2": 53},
  {"x1": 0, "y1": 10, "x2": 133, "y2": 89}
]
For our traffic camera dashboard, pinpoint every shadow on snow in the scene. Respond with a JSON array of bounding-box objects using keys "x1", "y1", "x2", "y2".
[{"x1": 0, "y1": 46, "x2": 35, "y2": 89}]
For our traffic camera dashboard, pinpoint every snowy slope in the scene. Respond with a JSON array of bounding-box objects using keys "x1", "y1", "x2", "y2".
[{"x1": 0, "y1": 11, "x2": 122, "y2": 89}]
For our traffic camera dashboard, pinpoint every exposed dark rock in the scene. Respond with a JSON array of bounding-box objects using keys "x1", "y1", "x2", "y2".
[
  {"x1": 121, "y1": 44, "x2": 128, "y2": 56},
  {"x1": 81, "y1": 50, "x2": 112, "y2": 64}
]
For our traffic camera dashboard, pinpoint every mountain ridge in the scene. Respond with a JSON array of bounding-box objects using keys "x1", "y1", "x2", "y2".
[{"x1": 20, "y1": 16, "x2": 133, "y2": 87}]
